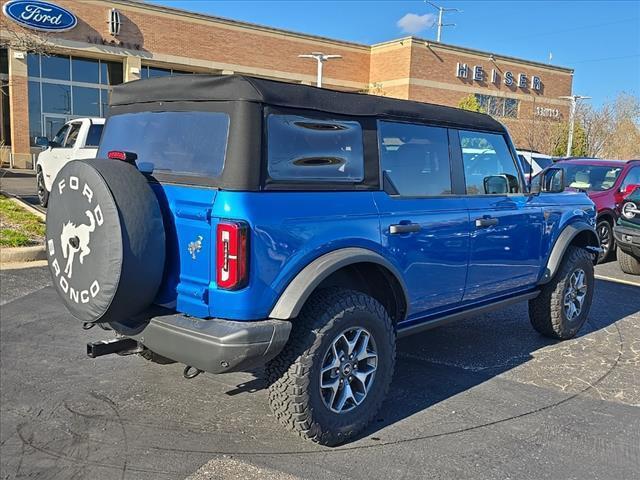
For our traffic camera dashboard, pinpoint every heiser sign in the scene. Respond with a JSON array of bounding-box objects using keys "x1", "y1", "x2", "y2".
[{"x1": 456, "y1": 63, "x2": 542, "y2": 91}]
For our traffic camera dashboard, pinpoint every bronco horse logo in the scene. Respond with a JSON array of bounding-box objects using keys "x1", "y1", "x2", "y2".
[{"x1": 60, "y1": 210, "x2": 96, "y2": 278}]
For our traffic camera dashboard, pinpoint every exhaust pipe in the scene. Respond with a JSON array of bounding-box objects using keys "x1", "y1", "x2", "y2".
[{"x1": 87, "y1": 338, "x2": 141, "y2": 358}]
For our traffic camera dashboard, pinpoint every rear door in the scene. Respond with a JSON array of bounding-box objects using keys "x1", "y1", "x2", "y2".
[
  {"x1": 456, "y1": 130, "x2": 544, "y2": 301},
  {"x1": 374, "y1": 121, "x2": 470, "y2": 319}
]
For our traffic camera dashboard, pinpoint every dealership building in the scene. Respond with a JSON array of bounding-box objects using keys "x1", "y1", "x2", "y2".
[{"x1": 1, "y1": 0, "x2": 574, "y2": 168}]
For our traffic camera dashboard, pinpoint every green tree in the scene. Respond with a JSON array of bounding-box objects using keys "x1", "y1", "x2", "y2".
[
  {"x1": 457, "y1": 94, "x2": 484, "y2": 113},
  {"x1": 551, "y1": 121, "x2": 588, "y2": 157}
]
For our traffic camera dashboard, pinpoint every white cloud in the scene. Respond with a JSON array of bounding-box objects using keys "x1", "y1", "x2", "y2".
[{"x1": 396, "y1": 13, "x2": 437, "y2": 35}]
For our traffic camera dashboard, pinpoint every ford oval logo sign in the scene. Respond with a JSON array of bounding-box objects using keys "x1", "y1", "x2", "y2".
[{"x1": 2, "y1": 0, "x2": 77, "y2": 32}]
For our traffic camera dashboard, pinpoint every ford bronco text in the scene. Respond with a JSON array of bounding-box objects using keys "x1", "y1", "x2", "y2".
[{"x1": 46, "y1": 75, "x2": 600, "y2": 446}]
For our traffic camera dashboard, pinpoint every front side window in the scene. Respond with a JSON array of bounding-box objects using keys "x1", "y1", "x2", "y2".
[
  {"x1": 460, "y1": 131, "x2": 521, "y2": 194},
  {"x1": 64, "y1": 123, "x2": 82, "y2": 148},
  {"x1": 52, "y1": 125, "x2": 69, "y2": 147},
  {"x1": 98, "y1": 111, "x2": 230, "y2": 178},
  {"x1": 267, "y1": 114, "x2": 364, "y2": 182},
  {"x1": 378, "y1": 121, "x2": 452, "y2": 196}
]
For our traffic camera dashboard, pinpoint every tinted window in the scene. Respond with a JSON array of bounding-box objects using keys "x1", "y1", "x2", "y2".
[
  {"x1": 98, "y1": 112, "x2": 230, "y2": 177},
  {"x1": 378, "y1": 121, "x2": 452, "y2": 196},
  {"x1": 72, "y1": 86, "x2": 100, "y2": 116},
  {"x1": 100, "y1": 61, "x2": 123, "y2": 85},
  {"x1": 562, "y1": 164, "x2": 623, "y2": 192},
  {"x1": 41, "y1": 54, "x2": 70, "y2": 81},
  {"x1": 460, "y1": 131, "x2": 521, "y2": 194},
  {"x1": 85, "y1": 124, "x2": 104, "y2": 147},
  {"x1": 532, "y1": 156, "x2": 552, "y2": 169},
  {"x1": 42, "y1": 83, "x2": 71, "y2": 114},
  {"x1": 518, "y1": 154, "x2": 532, "y2": 175},
  {"x1": 27, "y1": 53, "x2": 40, "y2": 77},
  {"x1": 28, "y1": 81, "x2": 41, "y2": 142},
  {"x1": 267, "y1": 114, "x2": 364, "y2": 182},
  {"x1": 72, "y1": 57, "x2": 99, "y2": 83},
  {"x1": 64, "y1": 123, "x2": 82, "y2": 148}
]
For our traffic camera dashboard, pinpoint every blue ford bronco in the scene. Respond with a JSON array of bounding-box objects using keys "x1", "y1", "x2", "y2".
[{"x1": 46, "y1": 75, "x2": 600, "y2": 446}]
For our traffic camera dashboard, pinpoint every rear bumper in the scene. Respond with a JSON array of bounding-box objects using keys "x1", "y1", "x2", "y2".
[
  {"x1": 131, "y1": 313, "x2": 291, "y2": 374},
  {"x1": 614, "y1": 225, "x2": 640, "y2": 258}
]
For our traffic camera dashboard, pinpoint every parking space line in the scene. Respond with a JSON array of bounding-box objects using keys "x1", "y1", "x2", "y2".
[{"x1": 594, "y1": 274, "x2": 640, "y2": 287}]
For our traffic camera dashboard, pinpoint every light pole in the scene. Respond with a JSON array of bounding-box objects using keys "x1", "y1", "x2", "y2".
[
  {"x1": 425, "y1": 1, "x2": 460, "y2": 42},
  {"x1": 559, "y1": 94, "x2": 591, "y2": 157},
  {"x1": 298, "y1": 52, "x2": 342, "y2": 88}
]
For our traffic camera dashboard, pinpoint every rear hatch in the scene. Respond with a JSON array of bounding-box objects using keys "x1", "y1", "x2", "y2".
[{"x1": 97, "y1": 110, "x2": 231, "y2": 318}]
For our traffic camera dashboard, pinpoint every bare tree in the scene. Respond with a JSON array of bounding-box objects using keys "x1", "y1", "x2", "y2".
[{"x1": 0, "y1": 18, "x2": 52, "y2": 55}]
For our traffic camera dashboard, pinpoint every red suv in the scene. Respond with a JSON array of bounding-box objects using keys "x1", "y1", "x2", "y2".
[{"x1": 553, "y1": 159, "x2": 640, "y2": 262}]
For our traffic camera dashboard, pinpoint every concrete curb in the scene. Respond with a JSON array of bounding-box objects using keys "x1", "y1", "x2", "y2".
[
  {"x1": 1, "y1": 245, "x2": 47, "y2": 264},
  {"x1": 7, "y1": 196, "x2": 46, "y2": 221}
]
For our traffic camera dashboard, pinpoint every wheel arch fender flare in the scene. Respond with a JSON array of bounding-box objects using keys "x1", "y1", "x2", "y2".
[
  {"x1": 539, "y1": 222, "x2": 600, "y2": 285},
  {"x1": 269, "y1": 247, "x2": 409, "y2": 320}
]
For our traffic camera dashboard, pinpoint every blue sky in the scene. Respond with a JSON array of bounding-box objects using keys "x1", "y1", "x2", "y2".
[{"x1": 151, "y1": 1, "x2": 640, "y2": 107}]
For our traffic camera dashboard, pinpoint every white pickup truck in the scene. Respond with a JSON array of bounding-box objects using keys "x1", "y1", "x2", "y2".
[{"x1": 35, "y1": 118, "x2": 105, "y2": 207}]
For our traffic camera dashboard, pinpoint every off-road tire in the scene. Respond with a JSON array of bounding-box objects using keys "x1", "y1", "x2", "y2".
[
  {"x1": 617, "y1": 247, "x2": 640, "y2": 275},
  {"x1": 36, "y1": 168, "x2": 49, "y2": 207},
  {"x1": 266, "y1": 288, "x2": 395, "y2": 446},
  {"x1": 529, "y1": 246, "x2": 594, "y2": 339},
  {"x1": 596, "y1": 219, "x2": 614, "y2": 263}
]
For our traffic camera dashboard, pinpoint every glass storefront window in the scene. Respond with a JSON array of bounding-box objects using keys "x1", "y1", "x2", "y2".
[
  {"x1": 42, "y1": 83, "x2": 71, "y2": 114},
  {"x1": 0, "y1": 48, "x2": 8, "y2": 75},
  {"x1": 28, "y1": 81, "x2": 42, "y2": 143},
  {"x1": 41, "y1": 55, "x2": 70, "y2": 81},
  {"x1": 100, "y1": 61, "x2": 123, "y2": 85},
  {"x1": 27, "y1": 53, "x2": 40, "y2": 77},
  {"x1": 101, "y1": 89, "x2": 110, "y2": 116},
  {"x1": 72, "y1": 86, "x2": 100, "y2": 116},
  {"x1": 147, "y1": 67, "x2": 172, "y2": 78},
  {"x1": 72, "y1": 57, "x2": 99, "y2": 84}
]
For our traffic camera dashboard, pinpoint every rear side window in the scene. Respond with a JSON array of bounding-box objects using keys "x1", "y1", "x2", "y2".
[
  {"x1": 98, "y1": 111, "x2": 230, "y2": 177},
  {"x1": 267, "y1": 114, "x2": 364, "y2": 182},
  {"x1": 459, "y1": 131, "x2": 521, "y2": 194},
  {"x1": 85, "y1": 124, "x2": 104, "y2": 147},
  {"x1": 378, "y1": 121, "x2": 452, "y2": 196}
]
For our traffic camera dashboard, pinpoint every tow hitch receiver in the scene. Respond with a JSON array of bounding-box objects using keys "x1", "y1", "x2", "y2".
[{"x1": 87, "y1": 338, "x2": 142, "y2": 358}]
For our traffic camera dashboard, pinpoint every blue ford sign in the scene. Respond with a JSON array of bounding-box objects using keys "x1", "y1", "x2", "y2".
[{"x1": 2, "y1": 0, "x2": 77, "y2": 32}]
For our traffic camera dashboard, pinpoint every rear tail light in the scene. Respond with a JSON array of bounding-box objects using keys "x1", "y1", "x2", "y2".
[
  {"x1": 216, "y1": 221, "x2": 249, "y2": 290},
  {"x1": 107, "y1": 150, "x2": 137, "y2": 163}
]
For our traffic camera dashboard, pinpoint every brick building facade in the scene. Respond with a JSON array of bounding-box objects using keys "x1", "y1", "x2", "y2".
[{"x1": 1, "y1": 0, "x2": 573, "y2": 167}]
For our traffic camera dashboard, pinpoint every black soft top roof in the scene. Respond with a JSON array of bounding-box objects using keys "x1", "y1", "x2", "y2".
[{"x1": 110, "y1": 74, "x2": 506, "y2": 133}]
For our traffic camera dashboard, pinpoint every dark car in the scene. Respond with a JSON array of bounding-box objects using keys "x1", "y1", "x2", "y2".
[
  {"x1": 552, "y1": 158, "x2": 640, "y2": 262},
  {"x1": 45, "y1": 75, "x2": 600, "y2": 446},
  {"x1": 614, "y1": 187, "x2": 640, "y2": 274}
]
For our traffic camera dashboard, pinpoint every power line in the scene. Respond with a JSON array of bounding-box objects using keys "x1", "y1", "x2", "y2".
[
  {"x1": 506, "y1": 16, "x2": 639, "y2": 41},
  {"x1": 571, "y1": 53, "x2": 640, "y2": 64}
]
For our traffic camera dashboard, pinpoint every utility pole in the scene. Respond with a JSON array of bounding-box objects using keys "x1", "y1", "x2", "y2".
[
  {"x1": 558, "y1": 95, "x2": 591, "y2": 157},
  {"x1": 426, "y1": 1, "x2": 460, "y2": 42},
  {"x1": 298, "y1": 52, "x2": 342, "y2": 88}
]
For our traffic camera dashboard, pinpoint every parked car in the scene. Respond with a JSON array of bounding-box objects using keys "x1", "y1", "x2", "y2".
[
  {"x1": 614, "y1": 186, "x2": 640, "y2": 274},
  {"x1": 517, "y1": 149, "x2": 554, "y2": 178},
  {"x1": 34, "y1": 118, "x2": 105, "y2": 207},
  {"x1": 44, "y1": 75, "x2": 600, "y2": 446},
  {"x1": 550, "y1": 158, "x2": 640, "y2": 262}
]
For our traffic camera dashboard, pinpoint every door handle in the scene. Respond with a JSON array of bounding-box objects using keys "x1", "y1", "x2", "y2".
[
  {"x1": 475, "y1": 217, "x2": 499, "y2": 228},
  {"x1": 390, "y1": 223, "x2": 421, "y2": 234}
]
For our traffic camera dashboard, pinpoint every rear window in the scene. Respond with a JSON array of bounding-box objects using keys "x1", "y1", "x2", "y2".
[
  {"x1": 267, "y1": 114, "x2": 364, "y2": 182},
  {"x1": 532, "y1": 156, "x2": 552, "y2": 170},
  {"x1": 98, "y1": 111, "x2": 230, "y2": 177},
  {"x1": 85, "y1": 124, "x2": 103, "y2": 147}
]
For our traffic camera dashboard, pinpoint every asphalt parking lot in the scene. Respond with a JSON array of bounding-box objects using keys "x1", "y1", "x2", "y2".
[{"x1": 1, "y1": 264, "x2": 638, "y2": 480}]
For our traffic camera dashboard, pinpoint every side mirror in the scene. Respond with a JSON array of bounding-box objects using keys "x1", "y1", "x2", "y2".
[
  {"x1": 622, "y1": 184, "x2": 640, "y2": 195},
  {"x1": 539, "y1": 167, "x2": 565, "y2": 194},
  {"x1": 483, "y1": 175, "x2": 509, "y2": 194},
  {"x1": 34, "y1": 136, "x2": 50, "y2": 148}
]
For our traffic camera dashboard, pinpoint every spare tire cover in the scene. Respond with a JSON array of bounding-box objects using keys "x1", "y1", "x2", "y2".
[{"x1": 46, "y1": 159, "x2": 165, "y2": 324}]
